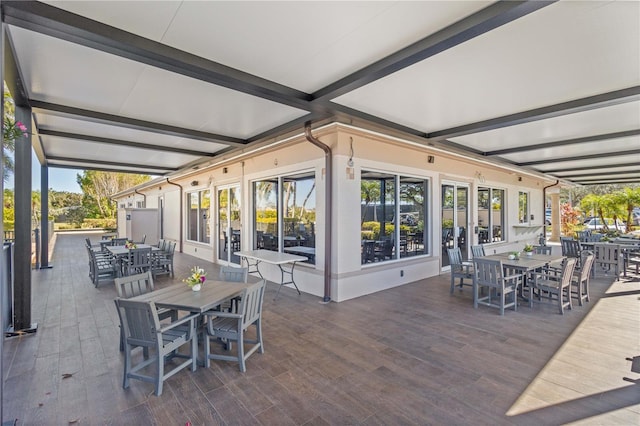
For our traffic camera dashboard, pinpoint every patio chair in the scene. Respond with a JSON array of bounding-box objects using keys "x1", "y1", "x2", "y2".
[
  {"x1": 572, "y1": 251, "x2": 595, "y2": 306},
  {"x1": 473, "y1": 258, "x2": 523, "y2": 315},
  {"x1": 361, "y1": 240, "x2": 376, "y2": 263},
  {"x1": 115, "y1": 298, "x2": 198, "y2": 396},
  {"x1": 114, "y1": 271, "x2": 177, "y2": 352},
  {"x1": 447, "y1": 247, "x2": 474, "y2": 294},
  {"x1": 529, "y1": 257, "x2": 576, "y2": 315},
  {"x1": 533, "y1": 245, "x2": 552, "y2": 255},
  {"x1": 561, "y1": 237, "x2": 582, "y2": 267},
  {"x1": 202, "y1": 280, "x2": 266, "y2": 372},
  {"x1": 153, "y1": 240, "x2": 176, "y2": 277},
  {"x1": 471, "y1": 245, "x2": 485, "y2": 258},
  {"x1": 593, "y1": 243, "x2": 622, "y2": 278},
  {"x1": 122, "y1": 247, "x2": 152, "y2": 277},
  {"x1": 87, "y1": 246, "x2": 117, "y2": 287},
  {"x1": 219, "y1": 266, "x2": 249, "y2": 313}
]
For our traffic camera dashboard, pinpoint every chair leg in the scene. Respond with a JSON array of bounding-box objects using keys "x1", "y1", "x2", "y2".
[
  {"x1": 256, "y1": 320, "x2": 264, "y2": 354},
  {"x1": 450, "y1": 275, "x2": 455, "y2": 294},
  {"x1": 203, "y1": 329, "x2": 211, "y2": 368},
  {"x1": 123, "y1": 345, "x2": 131, "y2": 389},
  {"x1": 155, "y1": 354, "x2": 164, "y2": 396},
  {"x1": 238, "y1": 329, "x2": 246, "y2": 373}
]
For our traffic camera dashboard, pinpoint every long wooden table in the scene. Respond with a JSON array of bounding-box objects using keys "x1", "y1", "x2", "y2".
[
  {"x1": 128, "y1": 280, "x2": 252, "y2": 367},
  {"x1": 235, "y1": 249, "x2": 307, "y2": 299},
  {"x1": 482, "y1": 253, "x2": 565, "y2": 301},
  {"x1": 127, "y1": 280, "x2": 252, "y2": 313}
]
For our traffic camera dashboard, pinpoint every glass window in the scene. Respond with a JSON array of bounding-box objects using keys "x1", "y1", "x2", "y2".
[
  {"x1": 187, "y1": 189, "x2": 210, "y2": 243},
  {"x1": 253, "y1": 172, "x2": 316, "y2": 264},
  {"x1": 361, "y1": 170, "x2": 429, "y2": 264},
  {"x1": 518, "y1": 191, "x2": 529, "y2": 224},
  {"x1": 478, "y1": 187, "x2": 504, "y2": 243}
]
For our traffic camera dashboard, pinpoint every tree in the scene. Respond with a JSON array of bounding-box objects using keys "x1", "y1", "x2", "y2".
[
  {"x1": 611, "y1": 187, "x2": 640, "y2": 232},
  {"x1": 3, "y1": 85, "x2": 28, "y2": 182},
  {"x1": 77, "y1": 171, "x2": 150, "y2": 218},
  {"x1": 361, "y1": 180, "x2": 381, "y2": 224}
]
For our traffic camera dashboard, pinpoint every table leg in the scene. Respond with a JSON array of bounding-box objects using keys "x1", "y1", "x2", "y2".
[{"x1": 274, "y1": 261, "x2": 301, "y2": 300}]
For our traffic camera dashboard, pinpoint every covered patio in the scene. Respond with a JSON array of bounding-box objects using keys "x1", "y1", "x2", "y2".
[{"x1": 2, "y1": 232, "x2": 638, "y2": 424}]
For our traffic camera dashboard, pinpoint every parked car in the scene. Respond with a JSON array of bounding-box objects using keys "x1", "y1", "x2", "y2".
[
  {"x1": 583, "y1": 217, "x2": 626, "y2": 233},
  {"x1": 545, "y1": 208, "x2": 551, "y2": 225},
  {"x1": 632, "y1": 208, "x2": 640, "y2": 226}
]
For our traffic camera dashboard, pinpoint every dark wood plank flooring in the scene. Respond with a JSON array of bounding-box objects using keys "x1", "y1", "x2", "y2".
[{"x1": 3, "y1": 232, "x2": 639, "y2": 425}]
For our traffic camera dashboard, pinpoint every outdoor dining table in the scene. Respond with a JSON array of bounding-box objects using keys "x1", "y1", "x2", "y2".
[
  {"x1": 127, "y1": 280, "x2": 253, "y2": 367},
  {"x1": 482, "y1": 253, "x2": 565, "y2": 300},
  {"x1": 105, "y1": 243, "x2": 159, "y2": 257},
  {"x1": 235, "y1": 249, "x2": 307, "y2": 299}
]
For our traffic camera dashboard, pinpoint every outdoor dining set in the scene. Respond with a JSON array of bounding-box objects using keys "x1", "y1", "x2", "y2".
[
  {"x1": 84, "y1": 236, "x2": 266, "y2": 396},
  {"x1": 448, "y1": 232, "x2": 640, "y2": 316}
]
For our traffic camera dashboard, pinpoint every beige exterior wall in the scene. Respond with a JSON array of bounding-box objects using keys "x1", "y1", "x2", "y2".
[{"x1": 114, "y1": 124, "x2": 553, "y2": 302}]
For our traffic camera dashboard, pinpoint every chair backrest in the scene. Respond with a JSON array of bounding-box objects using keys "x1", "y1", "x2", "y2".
[
  {"x1": 115, "y1": 298, "x2": 161, "y2": 348},
  {"x1": 578, "y1": 252, "x2": 595, "y2": 281},
  {"x1": 584, "y1": 234, "x2": 603, "y2": 243},
  {"x1": 576, "y1": 230, "x2": 591, "y2": 241},
  {"x1": 166, "y1": 240, "x2": 176, "y2": 254},
  {"x1": 594, "y1": 243, "x2": 621, "y2": 265},
  {"x1": 561, "y1": 238, "x2": 581, "y2": 258},
  {"x1": 471, "y1": 245, "x2": 485, "y2": 258},
  {"x1": 126, "y1": 247, "x2": 152, "y2": 272},
  {"x1": 115, "y1": 271, "x2": 155, "y2": 298},
  {"x1": 219, "y1": 266, "x2": 248, "y2": 283},
  {"x1": 558, "y1": 257, "x2": 577, "y2": 289},
  {"x1": 447, "y1": 247, "x2": 465, "y2": 270},
  {"x1": 113, "y1": 237, "x2": 128, "y2": 246},
  {"x1": 473, "y1": 258, "x2": 504, "y2": 289},
  {"x1": 157, "y1": 239, "x2": 166, "y2": 251},
  {"x1": 533, "y1": 245, "x2": 552, "y2": 255},
  {"x1": 238, "y1": 280, "x2": 266, "y2": 329}
]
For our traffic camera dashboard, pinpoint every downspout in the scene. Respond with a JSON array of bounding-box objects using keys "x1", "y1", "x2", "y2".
[
  {"x1": 304, "y1": 122, "x2": 332, "y2": 303},
  {"x1": 541, "y1": 180, "x2": 560, "y2": 245},
  {"x1": 166, "y1": 178, "x2": 183, "y2": 253},
  {"x1": 134, "y1": 188, "x2": 146, "y2": 208}
]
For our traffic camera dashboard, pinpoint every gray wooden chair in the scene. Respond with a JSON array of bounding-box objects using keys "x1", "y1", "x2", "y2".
[
  {"x1": 593, "y1": 243, "x2": 622, "y2": 278},
  {"x1": 87, "y1": 246, "x2": 117, "y2": 287},
  {"x1": 219, "y1": 266, "x2": 249, "y2": 313},
  {"x1": 122, "y1": 247, "x2": 152, "y2": 277},
  {"x1": 447, "y1": 247, "x2": 474, "y2": 294},
  {"x1": 561, "y1": 238, "x2": 582, "y2": 267},
  {"x1": 529, "y1": 257, "x2": 576, "y2": 314},
  {"x1": 473, "y1": 258, "x2": 523, "y2": 315},
  {"x1": 533, "y1": 245, "x2": 552, "y2": 255},
  {"x1": 471, "y1": 245, "x2": 485, "y2": 258},
  {"x1": 153, "y1": 240, "x2": 176, "y2": 277},
  {"x1": 203, "y1": 280, "x2": 266, "y2": 372},
  {"x1": 115, "y1": 298, "x2": 199, "y2": 396},
  {"x1": 114, "y1": 271, "x2": 177, "y2": 352},
  {"x1": 572, "y1": 251, "x2": 595, "y2": 306}
]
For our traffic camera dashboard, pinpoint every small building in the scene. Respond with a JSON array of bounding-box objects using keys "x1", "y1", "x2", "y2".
[{"x1": 113, "y1": 123, "x2": 553, "y2": 302}]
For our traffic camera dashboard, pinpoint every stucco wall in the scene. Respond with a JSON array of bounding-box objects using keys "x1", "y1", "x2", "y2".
[{"x1": 113, "y1": 124, "x2": 552, "y2": 302}]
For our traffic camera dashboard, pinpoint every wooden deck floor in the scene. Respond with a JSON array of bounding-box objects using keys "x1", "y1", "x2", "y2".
[{"x1": 3, "y1": 232, "x2": 639, "y2": 425}]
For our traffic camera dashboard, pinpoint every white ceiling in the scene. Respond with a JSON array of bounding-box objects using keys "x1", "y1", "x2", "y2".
[{"x1": 3, "y1": 0, "x2": 639, "y2": 185}]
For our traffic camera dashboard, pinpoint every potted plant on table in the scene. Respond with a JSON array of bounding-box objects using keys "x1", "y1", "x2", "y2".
[
  {"x1": 183, "y1": 266, "x2": 207, "y2": 291},
  {"x1": 523, "y1": 244, "x2": 534, "y2": 256}
]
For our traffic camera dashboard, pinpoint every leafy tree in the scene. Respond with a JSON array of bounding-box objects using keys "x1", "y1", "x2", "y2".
[
  {"x1": 77, "y1": 171, "x2": 150, "y2": 219},
  {"x1": 361, "y1": 180, "x2": 380, "y2": 224},
  {"x1": 2, "y1": 85, "x2": 28, "y2": 182},
  {"x1": 611, "y1": 187, "x2": 640, "y2": 231}
]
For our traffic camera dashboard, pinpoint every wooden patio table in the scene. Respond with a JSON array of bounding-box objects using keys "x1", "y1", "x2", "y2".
[{"x1": 482, "y1": 253, "x2": 565, "y2": 301}]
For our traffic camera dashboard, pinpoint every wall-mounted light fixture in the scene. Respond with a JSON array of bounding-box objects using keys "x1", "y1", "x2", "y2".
[
  {"x1": 518, "y1": 176, "x2": 522, "y2": 182},
  {"x1": 274, "y1": 158, "x2": 278, "y2": 166},
  {"x1": 222, "y1": 167, "x2": 228, "y2": 174},
  {"x1": 475, "y1": 171, "x2": 486, "y2": 183},
  {"x1": 427, "y1": 155, "x2": 435, "y2": 164},
  {"x1": 347, "y1": 137, "x2": 354, "y2": 167},
  {"x1": 190, "y1": 180, "x2": 199, "y2": 186}
]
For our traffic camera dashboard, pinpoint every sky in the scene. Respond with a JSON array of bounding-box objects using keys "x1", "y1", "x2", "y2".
[{"x1": 5, "y1": 151, "x2": 83, "y2": 193}]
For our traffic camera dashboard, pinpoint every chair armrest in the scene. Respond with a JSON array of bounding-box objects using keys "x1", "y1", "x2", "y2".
[
  {"x1": 159, "y1": 312, "x2": 199, "y2": 333},
  {"x1": 206, "y1": 311, "x2": 243, "y2": 319}
]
